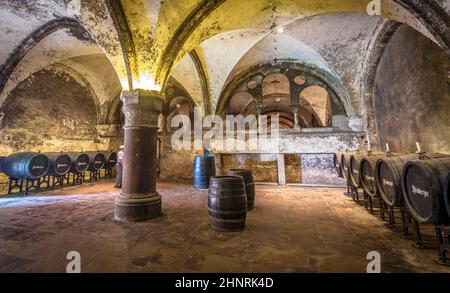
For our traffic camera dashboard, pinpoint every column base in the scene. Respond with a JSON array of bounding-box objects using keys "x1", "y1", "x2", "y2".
[{"x1": 114, "y1": 192, "x2": 162, "y2": 222}]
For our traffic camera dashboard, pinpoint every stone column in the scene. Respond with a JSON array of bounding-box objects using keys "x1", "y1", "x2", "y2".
[{"x1": 115, "y1": 89, "x2": 164, "y2": 222}]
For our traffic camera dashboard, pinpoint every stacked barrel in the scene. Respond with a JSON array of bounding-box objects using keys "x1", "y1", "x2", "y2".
[
  {"x1": 0, "y1": 150, "x2": 117, "y2": 195},
  {"x1": 334, "y1": 147, "x2": 450, "y2": 264}
]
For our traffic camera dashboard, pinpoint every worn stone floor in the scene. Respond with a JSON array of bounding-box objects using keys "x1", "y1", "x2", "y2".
[{"x1": 0, "y1": 180, "x2": 448, "y2": 273}]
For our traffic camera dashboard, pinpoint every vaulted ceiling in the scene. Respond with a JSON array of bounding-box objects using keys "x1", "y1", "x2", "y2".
[{"x1": 0, "y1": 0, "x2": 448, "y2": 120}]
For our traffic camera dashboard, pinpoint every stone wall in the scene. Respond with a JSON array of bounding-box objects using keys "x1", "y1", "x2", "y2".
[
  {"x1": 160, "y1": 129, "x2": 362, "y2": 185},
  {"x1": 0, "y1": 67, "x2": 119, "y2": 191},
  {"x1": 374, "y1": 25, "x2": 450, "y2": 154},
  {"x1": 158, "y1": 135, "x2": 203, "y2": 181},
  {"x1": 221, "y1": 154, "x2": 278, "y2": 183},
  {"x1": 0, "y1": 68, "x2": 110, "y2": 155}
]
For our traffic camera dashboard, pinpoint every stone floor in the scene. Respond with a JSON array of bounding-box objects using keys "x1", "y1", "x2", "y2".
[{"x1": 0, "y1": 180, "x2": 448, "y2": 273}]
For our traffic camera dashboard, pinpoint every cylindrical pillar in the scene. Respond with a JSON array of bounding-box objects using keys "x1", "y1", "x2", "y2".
[{"x1": 114, "y1": 89, "x2": 164, "y2": 222}]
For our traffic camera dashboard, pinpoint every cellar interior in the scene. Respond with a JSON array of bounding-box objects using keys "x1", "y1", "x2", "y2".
[{"x1": 0, "y1": 0, "x2": 449, "y2": 273}]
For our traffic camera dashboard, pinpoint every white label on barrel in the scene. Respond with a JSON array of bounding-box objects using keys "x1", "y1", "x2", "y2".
[
  {"x1": 365, "y1": 175, "x2": 374, "y2": 182},
  {"x1": 383, "y1": 179, "x2": 394, "y2": 187},
  {"x1": 57, "y1": 164, "x2": 69, "y2": 168},
  {"x1": 79, "y1": 162, "x2": 87, "y2": 166},
  {"x1": 32, "y1": 166, "x2": 44, "y2": 170},
  {"x1": 412, "y1": 185, "x2": 430, "y2": 198},
  {"x1": 95, "y1": 160, "x2": 102, "y2": 164}
]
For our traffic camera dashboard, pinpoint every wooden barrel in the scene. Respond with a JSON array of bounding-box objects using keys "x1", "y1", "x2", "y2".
[
  {"x1": 45, "y1": 153, "x2": 72, "y2": 177},
  {"x1": 86, "y1": 152, "x2": 106, "y2": 172},
  {"x1": 102, "y1": 152, "x2": 118, "y2": 169},
  {"x1": 67, "y1": 152, "x2": 90, "y2": 173},
  {"x1": 402, "y1": 155, "x2": 450, "y2": 224},
  {"x1": 375, "y1": 154, "x2": 416, "y2": 207},
  {"x1": 333, "y1": 152, "x2": 343, "y2": 178},
  {"x1": 360, "y1": 153, "x2": 385, "y2": 197},
  {"x1": 0, "y1": 156, "x2": 6, "y2": 173},
  {"x1": 208, "y1": 176, "x2": 247, "y2": 231},
  {"x1": 349, "y1": 153, "x2": 366, "y2": 188},
  {"x1": 445, "y1": 173, "x2": 450, "y2": 220},
  {"x1": 193, "y1": 156, "x2": 215, "y2": 189},
  {"x1": 340, "y1": 152, "x2": 353, "y2": 183},
  {"x1": 228, "y1": 169, "x2": 255, "y2": 211},
  {"x1": 2, "y1": 152, "x2": 50, "y2": 180}
]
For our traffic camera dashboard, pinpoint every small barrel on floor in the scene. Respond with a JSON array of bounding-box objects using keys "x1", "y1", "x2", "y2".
[
  {"x1": 208, "y1": 176, "x2": 247, "y2": 232},
  {"x1": 228, "y1": 169, "x2": 255, "y2": 210},
  {"x1": 193, "y1": 156, "x2": 216, "y2": 189}
]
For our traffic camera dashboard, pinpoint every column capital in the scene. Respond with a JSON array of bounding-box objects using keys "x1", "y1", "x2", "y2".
[{"x1": 121, "y1": 89, "x2": 164, "y2": 128}]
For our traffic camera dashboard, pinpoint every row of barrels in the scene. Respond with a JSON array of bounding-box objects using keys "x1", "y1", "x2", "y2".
[
  {"x1": 334, "y1": 151, "x2": 450, "y2": 225},
  {"x1": 0, "y1": 151, "x2": 117, "y2": 180}
]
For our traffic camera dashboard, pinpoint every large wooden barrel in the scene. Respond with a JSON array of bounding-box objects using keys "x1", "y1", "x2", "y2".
[
  {"x1": 340, "y1": 152, "x2": 353, "y2": 183},
  {"x1": 375, "y1": 154, "x2": 416, "y2": 207},
  {"x1": 333, "y1": 152, "x2": 343, "y2": 178},
  {"x1": 360, "y1": 153, "x2": 384, "y2": 197},
  {"x1": 0, "y1": 156, "x2": 6, "y2": 173},
  {"x1": 2, "y1": 152, "x2": 50, "y2": 180},
  {"x1": 445, "y1": 173, "x2": 450, "y2": 219},
  {"x1": 228, "y1": 169, "x2": 255, "y2": 211},
  {"x1": 45, "y1": 153, "x2": 72, "y2": 177},
  {"x1": 349, "y1": 153, "x2": 367, "y2": 188},
  {"x1": 102, "y1": 152, "x2": 118, "y2": 169},
  {"x1": 67, "y1": 152, "x2": 90, "y2": 173},
  {"x1": 208, "y1": 176, "x2": 247, "y2": 231},
  {"x1": 402, "y1": 155, "x2": 450, "y2": 224},
  {"x1": 193, "y1": 156, "x2": 216, "y2": 189},
  {"x1": 86, "y1": 152, "x2": 106, "y2": 172}
]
